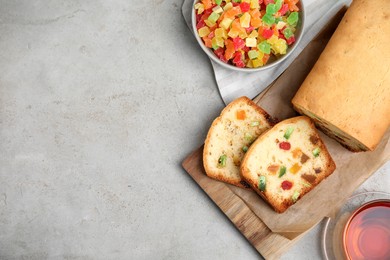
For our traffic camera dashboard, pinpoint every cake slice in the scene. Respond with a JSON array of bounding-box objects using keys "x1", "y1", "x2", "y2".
[
  {"x1": 203, "y1": 96, "x2": 276, "y2": 188},
  {"x1": 240, "y1": 116, "x2": 336, "y2": 213}
]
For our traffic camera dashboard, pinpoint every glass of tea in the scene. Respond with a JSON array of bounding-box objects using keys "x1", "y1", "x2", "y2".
[
  {"x1": 322, "y1": 191, "x2": 390, "y2": 260},
  {"x1": 342, "y1": 199, "x2": 390, "y2": 260}
]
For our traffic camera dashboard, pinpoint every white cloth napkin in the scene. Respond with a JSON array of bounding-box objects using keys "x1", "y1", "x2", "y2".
[{"x1": 182, "y1": 0, "x2": 351, "y2": 104}]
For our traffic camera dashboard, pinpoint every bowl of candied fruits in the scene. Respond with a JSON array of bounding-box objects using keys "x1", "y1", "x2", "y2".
[{"x1": 192, "y1": 0, "x2": 305, "y2": 71}]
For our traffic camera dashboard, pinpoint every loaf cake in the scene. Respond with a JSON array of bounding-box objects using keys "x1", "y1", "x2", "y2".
[
  {"x1": 292, "y1": 0, "x2": 390, "y2": 152},
  {"x1": 240, "y1": 116, "x2": 335, "y2": 213},
  {"x1": 203, "y1": 96, "x2": 276, "y2": 188}
]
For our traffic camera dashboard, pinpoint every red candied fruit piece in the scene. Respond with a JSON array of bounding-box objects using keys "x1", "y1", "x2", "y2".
[
  {"x1": 262, "y1": 28, "x2": 274, "y2": 39},
  {"x1": 287, "y1": 35, "x2": 296, "y2": 45},
  {"x1": 200, "y1": 9, "x2": 213, "y2": 22},
  {"x1": 235, "y1": 61, "x2": 245, "y2": 68},
  {"x1": 281, "y1": 180, "x2": 293, "y2": 190},
  {"x1": 214, "y1": 48, "x2": 224, "y2": 57},
  {"x1": 232, "y1": 52, "x2": 245, "y2": 68},
  {"x1": 240, "y1": 2, "x2": 250, "y2": 12},
  {"x1": 264, "y1": 0, "x2": 275, "y2": 5},
  {"x1": 233, "y1": 37, "x2": 246, "y2": 51},
  {"x1": 242, "y1": 45, "x2": 250, "y2": 52},
  {"x1": 279, "y1": 141, "x2": 291, "y2": 150},
  {"x1": 214, "y1": 48, "x2": 228, "y2": 63},
  {"x1": 196, "y1": 20, "x2": 206, "y2": 30},
  {"x1": 279, "y1": 4, "x2": 289, "y2": 15},
  {"x1": 258, "y1": 0, "x2": 264, "y2": 4},
  {"x1": 278, "y1": 30, "x2": 286, "y2": 40},
  {"x1": 232, "y1": 1, "x2": 240, "y2": 7},
  {"x1": 245, "y1": 26, "x2": 255, "y2": 33},
  {"x1": 196, "y1": 12, "x2": 202, "y2": 23},
  {"x1": 233, "y1": 51, "x2": 242, "y2": 63}
]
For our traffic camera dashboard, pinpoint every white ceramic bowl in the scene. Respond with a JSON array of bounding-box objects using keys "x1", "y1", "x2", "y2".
[{"x1": 191, "y1": 0, "x2": 306, "y2": 72}]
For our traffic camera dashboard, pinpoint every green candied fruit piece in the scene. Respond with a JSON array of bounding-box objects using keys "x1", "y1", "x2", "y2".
[
  {"x1": 284, "y1": 126, "x2": 294, "y2": 139},
  {"x1": 258, "y1": 41, "x2": 271, "y2": 54},
  {"x1": 278, "y1": 166, "x2": 287, "y2": 178},
  {"x1": 292, "y1": 190, "x2": 300, "y2": 203},
  {"x1": 258, "y1": 175, "x2": 266, "y2": 191},
  {"x1": 250, "y1": 121, "x2": 260, "y2": 127},
  {"x1": 215, "y1": 0, "x2": 222, "y2": 5},
  {"x1": 218, "y1": 154, "x2": 227, "y2": 168},
  {"x1": 248, "y1": 50, "x2": 259, "y2": 60},
  {"x1": 242, "y1": 146, "x2": 249, "y2": 153},
  {"x1": 208, "y1": 12, "x2": 220, "y2": 23},
  {"x1": 312, "y1": 147, "x2": 321, "y2": 157},
  {"x1": 244, "y1": 132, "x2": 253, "y2": 142},
  {"x1": 275, "y1": 0, "x2": 283, "y2": 10},
  {"x1": 287, "y1": 12, "x2": 299, "y2": 26},
  {"x1": 262, "y1": 13, "x2": 275, "y2": 26},
  {"x1": 266, "y1": 4, "x2": 277, "y2": 15},
  {"x1": 283, "y1": 27, "x2": 294, "y2": 39}
]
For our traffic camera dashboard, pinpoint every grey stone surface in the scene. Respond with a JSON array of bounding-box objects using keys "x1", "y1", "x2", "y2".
[{"x1": 0, "y1": 1, "x2": 388, "y2": 259}]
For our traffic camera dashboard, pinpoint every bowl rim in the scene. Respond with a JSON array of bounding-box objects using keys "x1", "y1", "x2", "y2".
[{"x1": 191, "y1": 0, "x2": 306, "y2": 72}]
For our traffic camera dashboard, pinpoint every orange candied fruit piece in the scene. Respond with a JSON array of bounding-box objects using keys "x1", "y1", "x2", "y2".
[
  {"x1": 231, "y1": 19, "x2": 246, "y2": 36},
  {"x1": 285, "y1": 0, "x2": 299, "y2": 11},
  {"x1": 201, "y1": 0, "x2": 212, "y2": 10},
  {"x1": 202, "y1": 37, "x2": 212, "y2": 48},
  {"x1": 267, "y1": 164, "x2": 280, "y2": 174},
  {"x1": 289, "y1": 163, "x2": 302, "y2": 174},
  {"x1": 236, "y1": 109, "x2": 246, "y2": 120},
  {"x1": 224, "y1": 6, "x2": 241, "y2": 19},
  {"x1": 292, "y1": 148, "x2": 302, "y2": 159},
  {"x1": 225, "y1": 39, "x2": 235, "y2": 60},
  {"x1": 250, "y1": 16, "x2": 262, "y2": 28},
  {"x1": 263, "y1": 53, "x2": 270, "y2": 64}
]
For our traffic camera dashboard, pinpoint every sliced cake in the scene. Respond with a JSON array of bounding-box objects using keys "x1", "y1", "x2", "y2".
[
  {"x1": 203, "y1": 96, "x2": 276, "y2": 188},
  {"x1": 240, "y1": 116, "x2": 336, "y2": 213}
]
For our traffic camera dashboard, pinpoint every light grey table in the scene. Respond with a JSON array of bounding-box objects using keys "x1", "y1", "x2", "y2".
[{"x1": 0, "y1": 1, "x2": 389, "y2": 259}]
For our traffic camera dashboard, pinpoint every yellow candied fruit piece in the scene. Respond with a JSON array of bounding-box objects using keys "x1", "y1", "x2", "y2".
[
  {"x1": 276, "y1": 21, "x2": 287, "y2": 30},
  {"x1": 245, "y1": 38, "x2": 257, "y2": 47},
  {"x1": 289, "y1": 163, "x2": 302, "y2": 174},
  {"x1": 194, "y1": 3, "x2": 204, "y2": 14},
  {"x1": 267, "y1": 35, "x2": 279, "y2": 45},
  {"x1": 248, "y1": 30, "x2": 258, "y2": 38},
  {"x1": 250, "y1": 0, "x2": 259, "y2": 9},
  {"x1": 252, "y1": 58, "x2": 263, "y2": 68},
  {"x1": 212, "y1": 37, "x2": 225, "y2": 48},
  {"x1": 223, "y1": 2, "x2": 233, "y2": 11},
  {"x1": 246, "y1": 60, "x2": 253, "y2": 68},
  {"x1": 272, "y1": 39, "x2": 287, "y2": 54},
  {"x1": 238, "y1": 30, "x2": 248, "y2": 39},
  {"x1": 240, "y1": 12, "x2": 251, "y2": 28},
  {"x1": 215, "y1": 28, "x2": 228, "y2": 39},
  {"x1": 198, "y1": 26, "x2": 210, "y2": 37},
  {"x1": 220, "y1": 18, "x2": 233, "y2": 30},
  {"x1": 212, "y1": 6, "x2": 223, "y2": 14},
  {"x1": 228, "y1": 29, "x2": 239, "y2": 38},
  {"x1": 204, "y1": 20, "x2": 216, "y2": 28},
  {"x1": 257, "y1": 51, "x2": 264, "y2": 60},
  {"x1": 241, "y1": 0, "x2": 250, "y2": 3}
]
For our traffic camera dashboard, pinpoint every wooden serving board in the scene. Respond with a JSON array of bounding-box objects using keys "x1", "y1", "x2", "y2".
[{"x1": 182, "y1": 10, "x2": 347, "y2": 259}]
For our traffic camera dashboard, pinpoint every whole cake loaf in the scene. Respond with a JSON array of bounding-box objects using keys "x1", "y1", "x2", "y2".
[{"x1": 292, "y1": 0, "x2": 390, "y2": 152}]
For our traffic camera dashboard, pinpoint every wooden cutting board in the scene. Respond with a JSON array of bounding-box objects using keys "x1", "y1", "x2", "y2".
[{"x1": 182, "y1": 10, "x2": 346, "y2": 259}]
